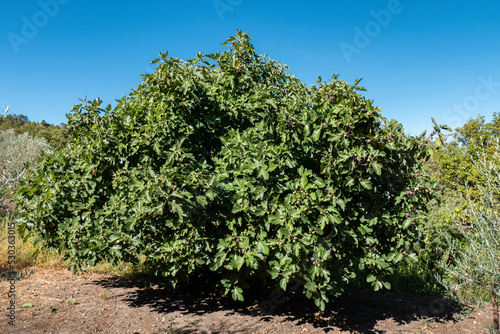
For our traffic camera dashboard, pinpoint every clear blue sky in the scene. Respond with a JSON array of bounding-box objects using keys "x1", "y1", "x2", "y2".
[{"x1": 1, "y1": 0, "x2": 499, "y2": 136}]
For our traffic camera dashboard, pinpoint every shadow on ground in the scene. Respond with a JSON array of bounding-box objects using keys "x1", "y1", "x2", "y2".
[{"x1": 90, "y1": 275, "x2": 463, "y2": 333}]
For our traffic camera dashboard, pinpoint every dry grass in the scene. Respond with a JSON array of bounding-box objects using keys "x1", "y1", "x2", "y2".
[
  {"x1": 85, "y1": 259, "x2": 146, "y2": 276},
  {"x1": 0, "y1": 215, "x2": 68, "y2": 272},
  {"x1": 1, "y1": 214, "x2": 146, "y2": 277}
]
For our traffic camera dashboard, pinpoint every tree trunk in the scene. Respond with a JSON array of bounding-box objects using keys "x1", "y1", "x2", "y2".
[{"x1": 493, "y1": 289, "x2": 499, "y2": 333}]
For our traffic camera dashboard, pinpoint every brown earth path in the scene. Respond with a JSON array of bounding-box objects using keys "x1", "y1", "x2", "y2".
[{"x1": 0, "y1": 268, "x2": 494, "y2": 333}]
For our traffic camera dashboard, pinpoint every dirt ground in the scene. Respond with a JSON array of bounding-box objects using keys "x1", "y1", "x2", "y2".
[{"x1": 0, "y1": 267, "x2": 494, "y2": 334}]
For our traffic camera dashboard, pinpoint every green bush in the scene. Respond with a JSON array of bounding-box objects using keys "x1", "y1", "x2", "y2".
[
  {"x1": 0, "y1": 112, "x2": 69, "y2": 149},
  {"x1": 437, "y1": 141, "x2": 500, "y2": 331},
  {"x1": 1, "y1": 120, "x2": 53, "y2": 215},
  {"x1": 1, "y1": 107, "x2": 56, "y2": 272},
  {"x1": 17, "y1": 31, "x2": 436, "y2": 310},
  {"x1": 414, "y1": 114, "x2": 500, "y2": 298},
  {"x1": 427, "y1": 113, "x2": 500, "y2": 198},
  {"x1": 0, "y1": 130, "x2": 52, "y2": 182}
]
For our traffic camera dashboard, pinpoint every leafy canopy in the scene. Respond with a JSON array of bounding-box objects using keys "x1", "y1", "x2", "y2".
[
  {"x1": 17, "y1": 31, "x2": 436, "y2": 311},
  {"x1": 428, "y1": 113, "x2": 500, "y2": 197},
  {"x1": 0, "y1": 113, "x2": 69, "y2": 149}
]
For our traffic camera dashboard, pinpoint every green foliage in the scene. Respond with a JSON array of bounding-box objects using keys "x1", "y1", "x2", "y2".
[
  {"x1": 409, "y1": 116, "x2": 489, "y2": 295},
  {"x1": 438, "y1": 148, "x2": 500, "y2": 294},
  {"x1": 437, "y1": 143, "x2": 500, "y2": 330},
  {"x1": 418, "y1": 195, "x2": 468, "y2": 268},
  {"x1": 428, "y1": 114, "x2": 500, "y2": 198},
  {"x1": 0, "y1": 112, "x2": 69, "y2": 149},
  {"x1": 416, "y1": 114, "x2": 500, "y2": 300},
  {"x1": 0, "y1": 130, "x2": 52, "y2": 184},
  {"x1": 16, "y1": 31, "x2": 436, "y2": 310},
  {"x1": 389, "y1": 262, "x2": 444, "y2": 296},
  {"x1": 0, "y1": 109, "x2": 54, "y2": 216}
]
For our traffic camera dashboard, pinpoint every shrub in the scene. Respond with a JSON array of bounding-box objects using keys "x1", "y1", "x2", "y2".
[
  {"x1": 1, "y1": 111, "x2": 53, "y2": 215},
  {"x1": 0, "y1": 112, "x2": 69, "y2": 149},
  {"x1": 438, "y1": 141, "x2": 500, "y2": 332},
  {"x1": 17, "y1": 31, "x2": 437, "y2": 310},
  {"x1": 0, "y1": 107, "x2": 55, "y2": 271},
  {"x1": 0, "y1": 130, "x2": 52, "y2": 183},
  {"x1": 427, "y1": 113, "x2": 500, "y2": 198},
  {"x1": 416, "y1": 114, "x2": 500, "y2": 300}
]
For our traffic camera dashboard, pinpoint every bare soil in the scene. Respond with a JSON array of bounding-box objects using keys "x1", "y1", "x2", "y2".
[{"x1": 0, "y1": 268, "x2": 494, "y2": 333}]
